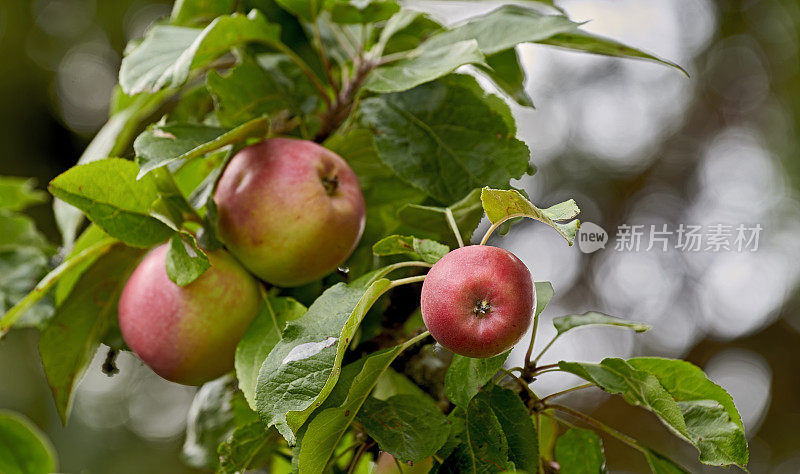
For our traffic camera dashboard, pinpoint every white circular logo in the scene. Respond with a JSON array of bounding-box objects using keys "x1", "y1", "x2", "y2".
[{"x1": 577, "y1": 222, "x2": 608, "y2": 253}]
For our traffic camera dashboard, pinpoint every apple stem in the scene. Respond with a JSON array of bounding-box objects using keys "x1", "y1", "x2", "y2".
[
  {"x1": 445, "y1": 208, "x2": 464, "y2": 247},
  {"x1": 403, "y1": 330, "x2": 431, "y2": 348},
  {"x1": 523, "y1": 307, "x2": 541, "y2": 375},
  {"x1": 388, "y1": 275, "x2": 426, "y2": 289},
  {"x1": 547, "y1": 403, "x2": 650, "y2": 455},
  {"x1": 271, "y1": 41, "x2": 332, "y2": 109},
  {"x1": 531, "y1": 368, "x2": 562, "y2": 376},
  {"x1": 315, "y1": 56, "x2": 375, "y2": 142},
  {"x1": 532, "y1": 363, "x2": 560, "y2": 373},
  {"x1": 531, "y1": 333, "x2": 561, "y2": 366},
  {"x1": 346, "y1": 441, "x2": 373, "y2": 474},
  {"x1": 329, "y1": 24, "x2": 359, "y2": 62},
  {"x1": 540, "y1": 383, "x2": 594, "y2": 403},
  {"x1": 312, "y1": 20, "x2": 338, "y2": 91},
  {"x1": 479, "y1": 213, "x2": 522, "y2": 245},
  {"x1": 371, "y1": 261, "x2": 432, "y2": 283},
  {"x1": 322, "y1": 174, "x2": 339, "y2": 195},
  {"x1": 497, "y1": 367, "x2": 538, "y2": 401}
]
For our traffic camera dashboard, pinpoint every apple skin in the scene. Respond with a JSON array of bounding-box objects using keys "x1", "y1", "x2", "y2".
[
  {"x1": 420, "y1": 245, "x2": 535, "y2": 358},
  {"x1": 213, "y1": 138, "x2": 366, "y2": 287},
  {"x1": 118, "y1": 244, "x2": 261, "y2": 385}
]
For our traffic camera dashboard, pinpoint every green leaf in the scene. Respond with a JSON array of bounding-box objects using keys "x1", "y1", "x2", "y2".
[
  {"x1": 420, "y1": 5, "x2": 685, "y2": 75},
  {"x1": 182, "y1": 375, "x2": 237, "y2": 470},
  {"x1": 436, "y1": 408, "x2": 466, "y2": 462},
  {"x1": 555, "y1": 428, "x2": 606, "y2": 474},
  {"x1": 365, "y1": 40, "x2": 487, "y2": 93},
  {"x1": 0, "y1": 248, "x2": 52, "y2": 330},
  {"x1": 423, "y1": 5, "x2": 580, "y2": 56},
  {"x1": 443, "y1": 391, "x2": 515, "y2": 473},
  {"x1": 48, "y1": 159, "x2": 174, "y2": 248},
  {"x1": 538, "y1": 411, "x2": 558, "y2": 462},
  {"x1": 255, "y1": 273, "x2": 393, "y2": 444},
  {"x1": 360, "y1": 394, "x2": 450, "y2": 462},
  {"x1": 273, "y1": 0, "x2": 323, "y2": 22},
  {"x1": 628, "y1": 359, "x2": 748, "y2": 468},
  {"x1": 415, "y1": 5, "x2": 575, "y2": 103},
  {"x1": 0, "y1": 209, "x2": 53, "y2": 330},
  {"x1": 485, "y1": 385, "x2": 538, "y2": 471},
  {"x1": 414, "y1": 238, "x2": 450, "y2": 264},
  {"x1": 481, "y1": 187, "x2": 580, "y2": 245},
  {"x1": 119, "y1": 10, "x2": 281, "y2": 95},
  {"x1": 1, "y1": 237, "x2": 117, "y2": 336},
  {"x1": 170, "y1": 0, "x2": 235, "y2": 26},
  {"x1": 133, "y1": 118, "x2": 269, "y2": 177},
  {"x1": 626, "y1": 358, "x2": 744, "y2": 432},
  {"x1": 482, "y1": 48, "x2": 533, "y2": 107},
  {"x1": 217, "y1": 421, "x2": 277, "y2": 474},
  {"x1": 39, "y1": 245, "x2": 143, "y2": 424},
  {"x1": 119, "y1": 26, "x2": 200, "y2": 95},
  {"x1": 535, "y1": 281, "x2": 554, "y2": 317},
  {"x1": 643, "y1": 448, "x2": 691, "y2": 474},
  {"x1": 207, "y1": 54, "x2": 312, "y2": 127},
  {"x1": 148, "y1": 166, "x2": 199, "y2": 231},
  {"x1": 360, "y1": 75, "x2": 530, "y2": 204},
  {"x1": 553, "y1": 312, "x2": 650, "y2": 336},
  {"x1": 166, "y1": 232, "x2": 210, "y2": 286},
  {"x1": 255, "y1": 53, "x2": 321, "y2": 114},
  {"x1": 235, "y1": 295, "x2": 307, "y2": 409},
  {"x1": 297, "y1": 335, "x2": 428, "y2": 472},
  {"x1": 558, "y1": 358, "x2": 687, "y2": 430},
  {"x1": 558, "y1": 358, "x2": 748, "y2": 468},
  {"x1": 54, "y1": 91, "x2": 172, "y2": 248},
  {"x1": 372, "y1": 367, "x2": 430, "y2": 401},
  {"x1": 0, "y1": 177, "x2": 48, "y2": 212},
  {"x1": 398, "y1": 188, "x2": 484, "y2": 246},
  {"x1": 372, "y1": 235, "x2": 449, "y2": 264},
  {"x1": 0, "y1": 410, "x2": 58, "y2": 474},
  {"x1": 166, "y1": 82, "x2": 216, "y2": 123},
  {"x1": 375, "y1": 10, "x2": 443, "y2": 56},
  {"x1": 445, "y1": 351, "x2": 509, "y2": 408},
  {"x1": 54, "y1": 225, "x2": 112, "y2": 305},
  {"x1": 0, "y1": 214, "x2": 51, "y2": 252},
  {"x1": 540, "y1": 30, "x2": 688, "y2": 76},
  {"x1": 681, "y1": 400, "x2": 748, "y2": 468},
  {"x1": 175, "y1": 151, "x2": 230, "y2": 209},
  {"x1": 331, "y1": 0, "x2": 400, "y2": 24}
]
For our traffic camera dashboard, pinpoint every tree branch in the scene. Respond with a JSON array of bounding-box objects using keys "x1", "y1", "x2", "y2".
[{"x1": 315, "y1": 58, "x2": 375, "y2": 142}]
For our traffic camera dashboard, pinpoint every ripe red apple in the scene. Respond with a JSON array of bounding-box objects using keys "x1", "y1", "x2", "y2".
[
  {"x1": 213, "y1": 138, "x2": 366, "y2": 287},
  {"x1": 420, "y1": 245, "x2": 535, "y2": 358},
  {"x1": 118, "y1": 244, "x2": 261, "y2": 385}
]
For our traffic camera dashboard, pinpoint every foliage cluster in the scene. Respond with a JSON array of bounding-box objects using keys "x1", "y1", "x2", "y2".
[{"x1": 0, "y1": 1, "x2": 746, "y2": 473}]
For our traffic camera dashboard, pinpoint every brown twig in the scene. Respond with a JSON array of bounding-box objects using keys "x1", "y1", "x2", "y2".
[
  {"x1": 315, "y1": 58, "x2": 375, "y2": 142},
  {"x1": 547, "y1": 403, "x2": 648, "y2": 453},
  {"x1": 312, "y1": 20, "x2": 338, "y2": 90},
  {"x1": 346, "y1": 441, "x2": 373, "y2": 474}
]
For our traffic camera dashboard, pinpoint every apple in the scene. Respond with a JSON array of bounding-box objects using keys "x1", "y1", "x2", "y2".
[
  {"x1": 420, "y1": 245, "x2": 535, "y2": 358},
  {"x1": 118, "y1": 244, "x2": 261, "y2": 385},
  {"x1": 213, "y1": 138, "x2": 366, "y2": 287}
]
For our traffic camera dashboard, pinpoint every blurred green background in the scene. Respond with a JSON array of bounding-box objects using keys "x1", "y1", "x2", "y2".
[{"x1": 1, "y1": 0, "x2": 799, "y2": 472}]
